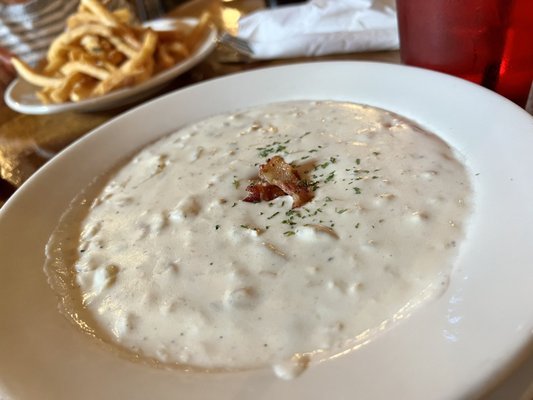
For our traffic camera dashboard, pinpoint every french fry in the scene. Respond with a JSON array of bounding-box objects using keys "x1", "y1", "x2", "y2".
[
  {"x1": 42, "y1": 55, "x2": 67, "y2": 75},
  {"x1": 67, "y1": 47, "x2": 84, "y2": 62},
  {"x1": 107, "y1": 36, "x2": 138, "y2": 59},
  {"x1": 11, "y1": 57, "x2": 62, "y2": 88},
  {"x1": 60, "y1": 61, "x2": 110, "y2": 81},
  {"x1": 50, "y1": 72, "x2": 84, "y2": 103},
  {"x1": 48, "y1": 24, "x2": 115, "y2": 63},
  {"x1": 106, "y1": 49, "x2": 125, "y2": 66},
  {"x1": 80, "y1": 0, "x2": 140, "y2": 49},
  {"x1": 112, "y1": 8, "x2": 133, "y2": 24},
  {"x1": 125, "y1": 30, "x2": 158, "y2": 71},
  {"x1": 156, "y1": 22, "x2": 192, "y2": 42},
  {"x1": 37, "y1": 87, "x2": 53, "y2": 103},
  {"x1": 67, "y1": 12, "x2": 101, "y2": 29},
  {"x1": 70, "y1": 76, "x2": 97, "y2": 101},
  {"x1": 183, "y1": 13, "x2": 210, "y2": 52},
  {"x1": 92, "y1": 29, "x2": 157, "y2": 96},
  {"x1": 165, "y1": 42, "x2": 189, "y2": 59},
  {"x1": 80, "y1": 0, "x2": 120, "y2": 28},
  {"x1": 80, "y1": 35, "x2": 103, "y2": 56},
  {"x1": 156, "y1": 45, "x2": 175, "y2": 71},
  {"x1": 101, "y1": 61, "x2": 118, "y2": 73},
  {"x1": 133, "y1": 58, "x2": 154, "y2": 85}
]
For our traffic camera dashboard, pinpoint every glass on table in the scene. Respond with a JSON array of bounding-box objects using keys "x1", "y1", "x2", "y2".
[
  {"x1": 396, "y1": 0, "x2": 533, "y2": 108},
  {"x1": 494, "y1": 0, "x2": 533, "y2": 108}
]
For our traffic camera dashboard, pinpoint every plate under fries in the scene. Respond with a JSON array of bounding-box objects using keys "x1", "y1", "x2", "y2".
[{"x1": 4, "y1": 18, "x2": 217, "y2": 115}]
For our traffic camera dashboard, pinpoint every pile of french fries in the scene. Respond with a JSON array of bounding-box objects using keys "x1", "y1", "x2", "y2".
[{"x1": 11, "y1": 0, "x2": 210, "y2": 104}]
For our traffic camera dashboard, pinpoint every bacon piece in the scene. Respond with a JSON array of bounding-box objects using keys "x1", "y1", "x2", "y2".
[
  {"x1": 259, "y1": 156, "x2": 313, "y2": 208},
  {"x1": 243, "y1": 179, "x2": 286, "y2": 203}
]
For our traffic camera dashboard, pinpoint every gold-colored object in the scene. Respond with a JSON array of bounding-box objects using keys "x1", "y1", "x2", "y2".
[{"x1": 10, "y1": 0, "x2": 210, "y2": 104}]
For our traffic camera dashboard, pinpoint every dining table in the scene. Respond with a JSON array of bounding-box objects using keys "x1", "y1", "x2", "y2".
[{"x1": 0, "y1": 0, "x2": 531, "y2": 399}]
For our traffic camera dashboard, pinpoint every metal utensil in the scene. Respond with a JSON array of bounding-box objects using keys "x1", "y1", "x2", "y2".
[{"x1": 219, "y1": 32, "x2": 254, "y2": 57}]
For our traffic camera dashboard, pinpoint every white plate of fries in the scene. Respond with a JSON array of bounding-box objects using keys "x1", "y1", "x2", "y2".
[{"x1": 4, "y1": 0, "x2": 216, "y2": 115}]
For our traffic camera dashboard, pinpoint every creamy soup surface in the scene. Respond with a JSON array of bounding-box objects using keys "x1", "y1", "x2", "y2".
[{"x1": 45, "y1": 101, "x2": 472, "y2": 378}]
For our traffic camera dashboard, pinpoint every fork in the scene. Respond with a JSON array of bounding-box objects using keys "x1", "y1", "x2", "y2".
[{"x1": 219, "y1": 32, "x2": 254, "y2": 57}]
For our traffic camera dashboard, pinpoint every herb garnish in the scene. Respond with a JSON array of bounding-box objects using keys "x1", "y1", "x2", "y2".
[
  {"x1": 267, "y1": 211, "x2": 280, "y2": 220},
  {"x1": 324, "y1": 171, "x2": 335, "y2": 183},
  {"x1": 256, "y1": 141, "x2": 290, "y2": 158}
]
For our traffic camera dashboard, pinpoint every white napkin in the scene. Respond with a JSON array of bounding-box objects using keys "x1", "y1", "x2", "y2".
[{"x1": 237, "y1": 0, "x2": 399, "y2": 59}]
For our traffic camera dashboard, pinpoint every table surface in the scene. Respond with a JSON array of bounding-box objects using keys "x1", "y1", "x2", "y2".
[{"x1": 0, "y1": 0, "x2": 531, "y2": 399}]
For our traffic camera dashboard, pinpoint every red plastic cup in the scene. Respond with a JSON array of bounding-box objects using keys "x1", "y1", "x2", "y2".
[
  {"x1": 396, "y1": 0, "x2": 533, "y2": 108},
  {"x1": 495, "y1": 0, "x2": 533, "y2": 108}
]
